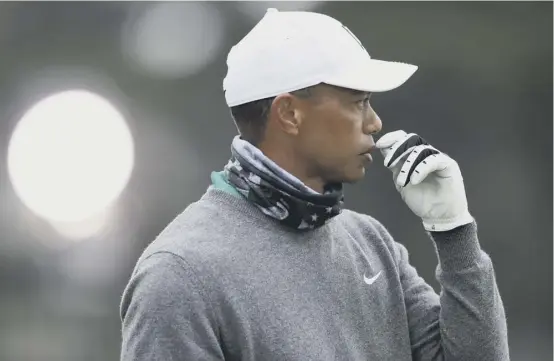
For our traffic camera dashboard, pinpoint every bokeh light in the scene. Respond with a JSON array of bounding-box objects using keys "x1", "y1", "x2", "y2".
[
  {"x1": 49, "y1": 210, "x2": 111, "y2": 240},
  {"x1": 7, "y1": 90, "x2": 134, "y2": 224},
  {"x1": 121, "y1": 2, "x2": 224, "y2": 79}
]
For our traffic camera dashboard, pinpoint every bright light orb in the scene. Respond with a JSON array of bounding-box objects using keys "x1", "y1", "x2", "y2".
[{"x1": 7, "y1": 90, "x2": 135, "y2": 223}]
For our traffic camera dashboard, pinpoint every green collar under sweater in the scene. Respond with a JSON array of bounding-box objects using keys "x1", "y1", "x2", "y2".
[{"x1": 210, "y1": 171, "x2": 241, "y2": 198}]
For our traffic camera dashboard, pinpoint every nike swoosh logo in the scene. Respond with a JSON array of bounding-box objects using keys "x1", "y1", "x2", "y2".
[{"x1": 363, "y1": 270, "x2": 382, "y2": 285}]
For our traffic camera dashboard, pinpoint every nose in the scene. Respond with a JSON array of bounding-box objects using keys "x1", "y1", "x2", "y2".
[{"x1": 363, "y1": 106, "x2": 382, "y2": 135}]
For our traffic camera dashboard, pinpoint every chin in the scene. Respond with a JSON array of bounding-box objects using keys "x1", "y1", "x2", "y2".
[
  {"x1": 350, "y1": 170, "x2": 367, "y2": 183},
  {"x1": 338, "y1": 166, "x2": 367, "y2": 185},
  {"x1": 323, "y1": 161, "x2": 368, "y2": 185}
]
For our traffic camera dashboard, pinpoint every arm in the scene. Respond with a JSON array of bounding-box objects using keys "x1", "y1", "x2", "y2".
[
  {"x1": 375, "y1": 130, "x2": 509, "y2": 360},
  {"x1": 120, "y1": 251, "x2": 224, "y2": 361},
  {"x1": 391, "y1": 222, "x2": 509, "y2": 360}
]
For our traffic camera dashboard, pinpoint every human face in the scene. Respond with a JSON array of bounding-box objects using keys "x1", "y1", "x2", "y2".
[{"x1": 293, "y1": 84, "x2": 382, "y2": 185}]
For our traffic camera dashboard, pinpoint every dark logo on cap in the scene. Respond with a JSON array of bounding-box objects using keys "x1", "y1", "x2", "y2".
[{"x1": 342, "y1": 25, "x2": 366, "y2": 51}]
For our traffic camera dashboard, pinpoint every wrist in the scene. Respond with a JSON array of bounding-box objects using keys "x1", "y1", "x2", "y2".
[
  {"x1": 422, "y1": 211, "x2": 474, "y2": 232},
  {"x1": 430, "y1": 221, "x2": 484, "y2": 271}
]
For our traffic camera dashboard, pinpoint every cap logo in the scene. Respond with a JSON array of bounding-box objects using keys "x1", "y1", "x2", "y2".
[{"x1": 342, "y1": 25, "x2": 366, "y2": 52}]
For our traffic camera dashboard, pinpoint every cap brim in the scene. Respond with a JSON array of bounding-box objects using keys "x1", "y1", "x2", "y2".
[{"x1": 323, "y1": 59, "x2": 418, "y2": 93}]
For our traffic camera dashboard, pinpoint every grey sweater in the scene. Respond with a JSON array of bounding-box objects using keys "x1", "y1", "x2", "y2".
[{"x1": 120, "y1": 186, "x2": 509, "y2": 361}]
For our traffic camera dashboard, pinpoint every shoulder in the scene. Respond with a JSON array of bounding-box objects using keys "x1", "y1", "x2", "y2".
[
  {"x1": 123, "y1": 203, "x2": 230, "y2": 299},
  {"x1": 139, "y1": 197, "x2": 228, "y2": 259},
  {"x1": 121, "y1": 197, "x2": 225, "y2": 320}
]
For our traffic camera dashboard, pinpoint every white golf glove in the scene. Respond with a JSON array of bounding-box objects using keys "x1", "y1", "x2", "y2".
[{"x1": 376, "y1": 130, "x2": 474, "y2": 232}]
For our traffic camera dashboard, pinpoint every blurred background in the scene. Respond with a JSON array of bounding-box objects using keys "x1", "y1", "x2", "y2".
[{"x1": 0, "y1": 1, "x2": 551, "y2": 361}]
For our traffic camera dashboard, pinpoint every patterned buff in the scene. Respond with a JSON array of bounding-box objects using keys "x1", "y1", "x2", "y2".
[{"x1": 223, "y1": 136, "x2": 344, "y2": 230}]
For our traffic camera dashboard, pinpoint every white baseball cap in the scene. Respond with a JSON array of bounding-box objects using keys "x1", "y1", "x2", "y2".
[{"x1": 223, "y1": 8, "x2": 418, "y2": 107}]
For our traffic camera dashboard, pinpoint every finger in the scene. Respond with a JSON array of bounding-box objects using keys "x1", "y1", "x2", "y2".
[
  {"x1": 380, "y1": 132, "x2": 415, "y2": 167},
  {"x1": 387, "y1": 145, "x2": 415, "y2": 170},
  {"x1": 375, "y1": 130, "x2": 407, "y2": 149},
  {"x1": 433, "y1": 153, "x2": 459, "y2": 178},
  {"x1": 410, "y1": 152, "x2": 450, "y2": 185},
  {"x1": 396, "y1": 145, "x2": 439, "y2": 187},
  {"x1": 385, "y1": 133, "x2": 429, "y2": 169}
]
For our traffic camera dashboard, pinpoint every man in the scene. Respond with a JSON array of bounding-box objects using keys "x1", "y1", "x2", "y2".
[{"x1": 120, "y1": 8, "x2": 509, "y2": 361}]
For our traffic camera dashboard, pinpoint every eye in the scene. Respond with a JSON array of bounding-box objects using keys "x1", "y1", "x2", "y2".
[{"x1": 357, "y1": 96, "x2": 371, "y2": 108}]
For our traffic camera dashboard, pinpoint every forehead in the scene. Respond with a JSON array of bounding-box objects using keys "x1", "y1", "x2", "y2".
[{"x1": 317, "y1": 84, "x2": 369, "y2": 98}]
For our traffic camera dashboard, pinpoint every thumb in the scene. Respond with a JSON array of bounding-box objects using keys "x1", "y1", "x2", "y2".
[{"x1": 375, "y1": 130, "x2": 407, "y2": 149}]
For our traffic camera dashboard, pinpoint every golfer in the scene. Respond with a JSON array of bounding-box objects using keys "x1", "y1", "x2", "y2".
[{"x1": 120, "y1": 9, "x2": 509, "y2": 361}]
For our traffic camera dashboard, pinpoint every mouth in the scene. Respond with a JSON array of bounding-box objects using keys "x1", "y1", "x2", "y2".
[
  {"x1": 359, "y1": 145, "x2": 376, "y2": 163},
  {"x1": 360, "y1": 152, "x2": 373, "y2": 162}
]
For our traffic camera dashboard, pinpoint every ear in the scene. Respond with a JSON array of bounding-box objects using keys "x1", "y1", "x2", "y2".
[{"x1": 270, "y1": 94, "x2": 304, "y2": 136}]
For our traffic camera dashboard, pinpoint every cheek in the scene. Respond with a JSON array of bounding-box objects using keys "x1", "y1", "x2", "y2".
[
  {"x1": 298, "y1": 108, "x2": 361, "y2": 160},
  {"x1": 315, "y1": 124, "x2": 360, "y2": 169},
  {"x1": 327, "y1": 116, "x2": 362, "y2": 150},
  {"x1": 317, "y1": 107, "x2": 357, "y2": 136}
]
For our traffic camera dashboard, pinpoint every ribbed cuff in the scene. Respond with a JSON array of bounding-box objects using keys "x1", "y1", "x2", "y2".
[
  {"x1": 422, "y1": 211, "x2": 474, "y2": 232},
  {"x1": 430, "y1": 222, "x2": 482, "y2": 271}
]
